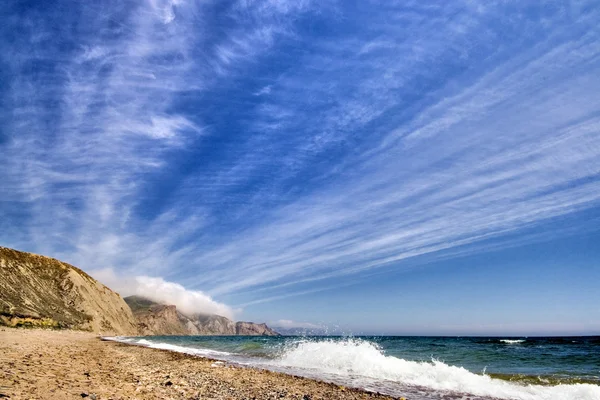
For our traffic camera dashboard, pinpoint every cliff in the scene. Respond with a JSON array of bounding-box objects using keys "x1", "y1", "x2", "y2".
[
  {"x1": 0, "y1": 246, "x2": 138, "y2": 335},
  {"x1": 124, "y1": 296, "x2": 279, "y2": 336},
  {"x1": 235, "y1": 321, "x2": 278, "y2": 335},
  {"x1": 133, "y1": 304, "x2": 196, "y2": 336},
  {"x1": 191, "y1": 313, "x2": 237, "y2": 335},
  {"x1": 0, "y1": 245, "x2": 278, "y2": 337}
]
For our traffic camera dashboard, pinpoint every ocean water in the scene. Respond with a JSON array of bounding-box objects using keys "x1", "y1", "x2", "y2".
[{"x1": 106, "y1": 335, "x2": 600, "y2": 400}]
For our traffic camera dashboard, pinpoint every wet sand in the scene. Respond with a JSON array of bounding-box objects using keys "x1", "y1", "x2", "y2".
[{"x1": 0, "y1": 328, "x2": 399, "y2": 400}]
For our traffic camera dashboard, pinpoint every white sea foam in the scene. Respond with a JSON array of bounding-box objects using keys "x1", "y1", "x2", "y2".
[
  {"x1": 105, "y1": 336, "x2": 232, "y2": 358},
  {"x1": 104, "y1": 337, "x2": 600, "y2": 400},
  {"x1": 274, "y1": 338, "x2": 600, "y2": 400},
  {"x1": 141, "y1": 341, "x2": 232, "y2": 358},
  {"x1": 103, "y1": 336, "x2": 135, "y2": 343},
  {"x1": 500, "y1": 339, "x2": 526, "y2": 344}
]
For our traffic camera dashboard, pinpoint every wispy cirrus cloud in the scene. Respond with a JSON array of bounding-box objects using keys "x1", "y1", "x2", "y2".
[
  {"x1": 1, "y1": 1, "x2": 599, "y2": 315},
  {"x1": 168, "y1": 2, "x2": 600, "y2": 302},
  {"x1": 0, "y1": 0, "x2": 314, "y2": 313},
  {"x1": 1, "y1": 0, "x2": 205, "y2": 269}
]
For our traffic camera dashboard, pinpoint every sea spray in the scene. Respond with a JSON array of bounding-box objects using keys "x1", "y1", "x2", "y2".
[
  {"x1": 104, "y1": 336, "x2": 600, "y2": 400},
  {"x1": 274, "y1": 337, "x2": 600, "y2": 400}
]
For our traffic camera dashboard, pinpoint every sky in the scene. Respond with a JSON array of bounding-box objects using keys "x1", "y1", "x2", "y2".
[{"x1": 1, "y1": 0, "x2": 600, "y2": 335}]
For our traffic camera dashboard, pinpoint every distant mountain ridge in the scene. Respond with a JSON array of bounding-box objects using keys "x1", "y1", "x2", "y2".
[
  {"x1": 0, "y1": 246, "x2": 138, "y2": 335},
  {"x1": 124, "y1": 295, "x2": 279, "y2": 336},
  {"x1": 0, "y1": 246, "x2": 279, "y2": 336}
]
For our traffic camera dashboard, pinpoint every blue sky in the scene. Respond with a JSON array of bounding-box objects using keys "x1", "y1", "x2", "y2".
[{"x1": 1, "y1": 0, "x2": 600, "y2": 335}]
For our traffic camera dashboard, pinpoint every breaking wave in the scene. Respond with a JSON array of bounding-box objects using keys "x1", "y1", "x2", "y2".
[
  {"x1": 276, "y1": 339, "x2": 599, "y2": 400},
  {"x1": 103, "y1": 336, "x2": 232, "y2": 358},
  {"x1": 105, "y1": 336, "x2": 600, "y2": 400},
  {"x1": 499, "y1": 339, "x2": 526, "y2": 344}
]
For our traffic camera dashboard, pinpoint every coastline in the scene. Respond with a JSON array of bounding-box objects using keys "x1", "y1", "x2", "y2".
[{"x1": 0, "y1": 328, "x2": 397, "y2": 400}]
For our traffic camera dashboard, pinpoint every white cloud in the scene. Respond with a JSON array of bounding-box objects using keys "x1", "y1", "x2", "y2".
[
  {"x1": 254, "y1": 85, "x2": 272, "y2": 96},
  {"x1": 91, "y1": 268, "x2": 235, "y2": 319}
]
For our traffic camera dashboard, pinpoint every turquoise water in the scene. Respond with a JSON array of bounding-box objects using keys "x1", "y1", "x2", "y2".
[{"x1": 109, "y1": 335, "x2": 600, "y2": 400}]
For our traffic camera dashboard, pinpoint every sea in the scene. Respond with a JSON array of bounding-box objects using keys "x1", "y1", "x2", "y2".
[{"x1": 106, "y1": 335, "x2": 600, "y2": 400}]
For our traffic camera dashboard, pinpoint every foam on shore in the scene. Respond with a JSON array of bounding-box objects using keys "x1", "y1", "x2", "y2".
[{"x1": 105, "y1": 336, "x2": 600, "y2": 400}]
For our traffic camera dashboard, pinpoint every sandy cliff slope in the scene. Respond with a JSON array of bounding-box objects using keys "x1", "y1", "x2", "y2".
[{"x1": 0, "y1": 246, "x2": 138, "y2": 335}]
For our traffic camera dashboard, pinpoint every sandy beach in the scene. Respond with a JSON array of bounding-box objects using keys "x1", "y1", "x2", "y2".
[{"x1": 0, "y1": 328, "x2": 397, "y2": 400}]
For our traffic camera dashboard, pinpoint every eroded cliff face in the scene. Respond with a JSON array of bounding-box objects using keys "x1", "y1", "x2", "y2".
[
  {"x1": 235, "y1": 321, "x2": 279, "y2": 336},
  {"x1": 0, "y1": 246, "x2": 138, "y2": 335},
  {"x1": 124, "y1": 295, "x2": 279, "y2": 336},
  {"x1": 0, "y1": 246, "x2": 278, "y2": 337},
  {"x1": 134, "y1": 304, "x2": 198, "y2": 336},
  {"x1": 191, "y1": 313, "x2": 237, "y2": 335}
]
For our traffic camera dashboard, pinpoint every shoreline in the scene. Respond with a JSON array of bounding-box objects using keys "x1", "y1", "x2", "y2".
[{"x1": 0, "y1": 328, "x2": 399, "y2": 400}]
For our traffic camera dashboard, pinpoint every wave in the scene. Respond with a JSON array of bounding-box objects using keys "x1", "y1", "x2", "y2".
[
  {"x1": 488, "y1": 373, "x2": 600, "y2": 386},
  {"x1": 499, "y1": 339, "x2": 526, "y2": 344},
  {"x1": 104, "y1": 337, "x2": 600, "y2": 400},
  {"x1": 487, "y1": 337, "x2": 600, "y2": 346},
  {"x1": 104, "y1": 336, "x2": 232, "y2": 358},
  {"x1": 274, "y1": 338, "x2": 600, "y2": 400}
]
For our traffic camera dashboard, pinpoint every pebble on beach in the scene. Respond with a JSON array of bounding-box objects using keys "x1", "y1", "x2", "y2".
[{"x1": 0, "y1": 329, "x2": 401, "y2": 400}]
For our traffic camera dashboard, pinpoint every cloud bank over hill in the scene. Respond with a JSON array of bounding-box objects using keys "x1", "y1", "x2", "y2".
[{"x1": 92, "y1": 269, "x2": 236, "y2": 320}]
